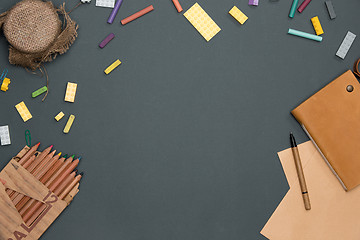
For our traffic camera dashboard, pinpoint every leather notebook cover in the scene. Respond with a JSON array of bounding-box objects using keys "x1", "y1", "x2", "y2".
[{"x1": 291, "y1": 70, "x2": 360, "y2": 191}]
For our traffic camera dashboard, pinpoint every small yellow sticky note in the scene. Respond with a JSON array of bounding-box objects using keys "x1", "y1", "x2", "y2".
[
  {"x1": 105, "y1": 59, "x2": 121, "y2": 74},
  {"x1": 55, "y1": 112, "x2": 65, "y2": 121},
  {"x1": 229, "y1": 6, "x2": 248, "y2": 25},
  {"x1": 65, "y1": 82, "x2": 77, "y2": 103},
  {"x1": 63, "y1": 114, "x2": 75, "y2": 134},
  {"x1": 184, "y1": 3, "x2": 221, "y2": 42},
  {"x1": 15, "y1": 101, "x2": 32, "y2": 122}
]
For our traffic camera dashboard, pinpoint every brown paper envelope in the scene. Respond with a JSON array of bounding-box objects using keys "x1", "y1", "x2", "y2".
[{"x1": 261, "y1": 141, "x2": 360, "y2": 240}]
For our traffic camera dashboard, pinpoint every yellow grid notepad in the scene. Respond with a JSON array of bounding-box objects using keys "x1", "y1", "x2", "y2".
[
  {"x1": 65, "y1": 82, "x2": 77, "y2": 103},
  {"x1": 229, "y1": 6, "x2": 248, "y2": 25},
  {"x1": 184, "y1": 3, "x2": 221, "y2": 42},
  {"x1": 15, "y1": 101, "x2": 32, "y2": 122}
]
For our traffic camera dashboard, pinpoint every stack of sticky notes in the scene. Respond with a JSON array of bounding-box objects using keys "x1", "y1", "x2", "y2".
[
  {"x1": 65, "y1": 82, "x2": 78, "y2": 103},
  {"x1": 184, "y1": 3, "x2": 221, "y2": 42},
  {"x1": 0, "y1": 125, "x2": 11, "y2": 145},
  {"x1": 15, "y1": 101, "x2": 32, "y2": 122}
]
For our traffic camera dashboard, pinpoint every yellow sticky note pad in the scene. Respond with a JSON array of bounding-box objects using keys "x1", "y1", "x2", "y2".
[
  {"x1": 55, "y1": 111, "x2": 65, "y2": 121},
  {"x1": 15, "y1": 101, "x2": 32, "y2": 122},
  {"x1": 184, "y1": 3, "x2": 221, "y2": 42},
  {"x1": 229, "y1": 6, "x2": 248, "y2": 25},
  {"x1": 65, "y1": 82, "x2": 77, "y2": 103},
  {"x1": 105, "y1": 59, "x2": 121, "y2": 75},
  {"x1": 63, "y1": 114, "x2": 75, "y2": 134}
]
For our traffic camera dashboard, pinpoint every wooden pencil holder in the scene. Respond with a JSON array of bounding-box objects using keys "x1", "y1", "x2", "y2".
[{"x1": 0, "y1": 146, "x2": 79, "y2": 240}]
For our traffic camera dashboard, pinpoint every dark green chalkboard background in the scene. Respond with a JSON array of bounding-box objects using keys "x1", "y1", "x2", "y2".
[{"x1": 0, "y1": 0, "x2": 359, "y2": 239}]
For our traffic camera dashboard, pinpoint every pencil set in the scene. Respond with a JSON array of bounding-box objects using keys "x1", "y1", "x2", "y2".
[{"x1": 0, "y1": 144, "x2": 83, "y2": 240}]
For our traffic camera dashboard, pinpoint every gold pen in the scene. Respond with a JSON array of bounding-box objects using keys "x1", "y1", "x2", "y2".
[{"x1": 290, "y1": 133, "x2": 311, "y2": 210}]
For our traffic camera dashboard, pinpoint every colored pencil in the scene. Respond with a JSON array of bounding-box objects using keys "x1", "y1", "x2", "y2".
[
  {"x1": 22, "y1": 159, "x2": 80, "y2": 223},
  {"x1": 59, "y1": 173, "x2": 83, "y2": 199}
]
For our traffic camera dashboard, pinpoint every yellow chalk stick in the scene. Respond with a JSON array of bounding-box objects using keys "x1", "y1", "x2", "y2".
[
  {"x1": 311, "y1": 16, "x2": 324, "y2": 35},
  {"x1": 105, "y1": 59, "x2": 121, "y2": 74},
  {"x1": 55, "y1": 112, "x2": 65, "y2": 121},
  {"x1": 229, "y1": 6, "x2": 248, "y2": 25},
  {"x1": 63, "y1": 114, "x2": 75, "y2": 134}
]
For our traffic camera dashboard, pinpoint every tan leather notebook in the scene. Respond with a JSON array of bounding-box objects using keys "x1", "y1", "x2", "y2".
[{"x1": 292, "y1": 70, "x2": 360, "y2": 191}]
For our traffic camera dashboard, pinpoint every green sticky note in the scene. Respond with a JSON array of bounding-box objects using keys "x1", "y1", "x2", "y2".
[{"x1": 32, "y1": 86, "x2": 48, "y2": 98}]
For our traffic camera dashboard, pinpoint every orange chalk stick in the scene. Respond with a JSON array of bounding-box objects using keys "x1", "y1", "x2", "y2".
[
  {"x1": 121, "y1": 5, "x2": 154, "y2": 25},
  {"x1": 172, "y1": 0, "x2": 183, "y2": 12}
]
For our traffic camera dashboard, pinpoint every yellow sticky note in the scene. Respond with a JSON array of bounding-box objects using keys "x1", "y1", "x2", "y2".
[
  {"x1": 229, "y1": 6, "x2": 248, "y2": 25},
  {"x1": 55, "y1": 112, "x2": 65, "y2": 121},
  {"x1": 15, "y1": 101, "x2": 32, "y2": 122},
  {"x1": 105, "y1": 59, "x2": 121, "y2": 74},
  {"x1": 63, "y1": 114, "x2": 75, "y2": 134},
  {"x1": 65, "y1": 82, "x2": 77, "y2": 103},
  {"x1": 184, "y1": 3, "x2": 221, "y2": 42}
]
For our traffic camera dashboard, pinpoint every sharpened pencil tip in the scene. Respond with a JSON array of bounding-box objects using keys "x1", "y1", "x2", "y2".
[
  {"x1": 50, "y1": 145, "x2": 53, "y2": 149},
  {"x1": 78, "y1": 157, "x2": 82, "y2": 161},
  {"x1": 79, "y1": 172, "x2": 84, "y2": 176},
  {"x1": 71, "y1": 154, "x2": 75, "y2": 158},
  {"x1": 36, "y1": 142, "x2": 40, "y2": 146},
  {"x1": 58, "y1": 152, "x2": 62, "y2": 156}
]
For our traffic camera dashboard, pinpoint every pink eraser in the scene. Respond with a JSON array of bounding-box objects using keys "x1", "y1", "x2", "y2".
[{"x1": 99, "y1": 33, "x2": 115, "y2": 49}]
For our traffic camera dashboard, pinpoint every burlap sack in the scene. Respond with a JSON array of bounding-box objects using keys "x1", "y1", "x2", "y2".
[{"x1": 0, "y1": 0, "x2": 78, "y2": 70}]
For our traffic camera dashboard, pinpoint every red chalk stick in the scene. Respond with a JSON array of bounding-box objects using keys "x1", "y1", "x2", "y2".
[
  {"x1": 297, "y1": 0, "x2": 312, "y2": 13},
  {"x1": 121, "y1": 5, "x2": 154, "y2": 25},
  {"x1": 172, "y1": 0, "x2": 183, "y2": 13}
]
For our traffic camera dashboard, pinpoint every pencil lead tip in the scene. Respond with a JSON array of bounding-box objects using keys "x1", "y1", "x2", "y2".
[
  {"x1": 71, "y1": 154, "x2": 75, "y2": 158},
  {"x1": 78, "y1": 157, "x2": 82, "y2": 161},
  {"x1": 58, "y1": 152, "x2": 62, "y2": 156},
  {"x1": 63, "y1": 154, "x2": 68, "y2": 158},
  {"x1": 36, "y1": 142, "x2": 40, "y2": 146},
  {"x1": 79, "y1": 172, "x2": 84, "y2": 176},
  {"x1": 50, "y1": 145, "x2": 53, "y2": 149}
]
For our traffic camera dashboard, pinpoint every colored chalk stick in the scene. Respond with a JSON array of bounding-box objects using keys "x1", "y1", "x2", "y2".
[
  {"x1": 325, "y1": 1, "x2": 336, "y2": 19},
  {"x1": 229, "y1": 6, "x2": 248, "y2": 25},
  {"x1": 32, "y1": 86, "x2": 48, "y2": 98},
  {"x1": 311, "y1": 16, "x2": 324, "y2": 36},
  {"x1": 121, "y1": 5, "x2": 154, "y2": 25},
  {"x1": 55, "y1": 112, "x2": 65, "y2": 121},
  {"x1": 289, "y1": 0, "x2": 299, "y2": 18},
  {"x1": 64, "y1": 114, "x2": 75, "y2": 133},
  {"x1": 172, "y1": 0, "x2": 183, "y2": 12},
  {"x1": 288, "y1": 29, "x2": 322, "y2": 42},
  {"x1": 248, "y1": 0, "x2": 258, "y2": 6},
  {"x1": 298, "y1": 0, "x2": 312, "y2": 13},
  {"x1": 104, "y1": 59, "x2": 121, "y2": 74},
  {"x1": 107, "y1": 0, "x2": 123, "y2": 24},
  {"x1": 99, "y1": 33, "x2": 115, "y2": 48}
]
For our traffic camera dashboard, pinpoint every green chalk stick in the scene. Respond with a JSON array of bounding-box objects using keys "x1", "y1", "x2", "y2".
[
  {"x1": 288, "y1": 28, "x2": 323, "y2": 42},
  {"x1": 32, "y1": 86, "x2": 48, "y2": 98},
  {"x1": 289, "y1": 0, "x2": 299, "y2": 18}
]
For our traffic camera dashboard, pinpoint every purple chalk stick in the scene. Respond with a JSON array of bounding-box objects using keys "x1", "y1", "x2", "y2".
[
  {"x1": 99, "y1": 33, "x2": 115, "y2": 48},
  {"x1": 107, "y1": 0, "x2": 124, "y2": 24},
  {"x1": 249, "y1": 0, "x2": 259, "y2": 6}
]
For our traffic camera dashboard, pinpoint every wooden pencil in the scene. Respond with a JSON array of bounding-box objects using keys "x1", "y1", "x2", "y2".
[
  {"x1": 10, "y1": 150, "x2": 56, "y2": 201},
  {"x1": 18, "y1": 156, "x2": 73, "y2": 215},
  {"x1": 18, "y1": 142, "x2": 40, "y2": 165},
  {"x1": 16, "y1": 156, "x2": 66, "y2": 212},
  {"x1": 22, "y1": 159, "x2": 80, "y2": 223},
  {"x1": 26, "y1": 171, "x2": 77, "y2": 226},
  {"x1": 59, "y1": 173, "x2": 83, "y2": 199},
  {"x1": 7, "y1": 146, "x2": 52, "y2": 199},
  {"x1": 12, "y1": 153, "x2": 61, "y2": 207}
]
